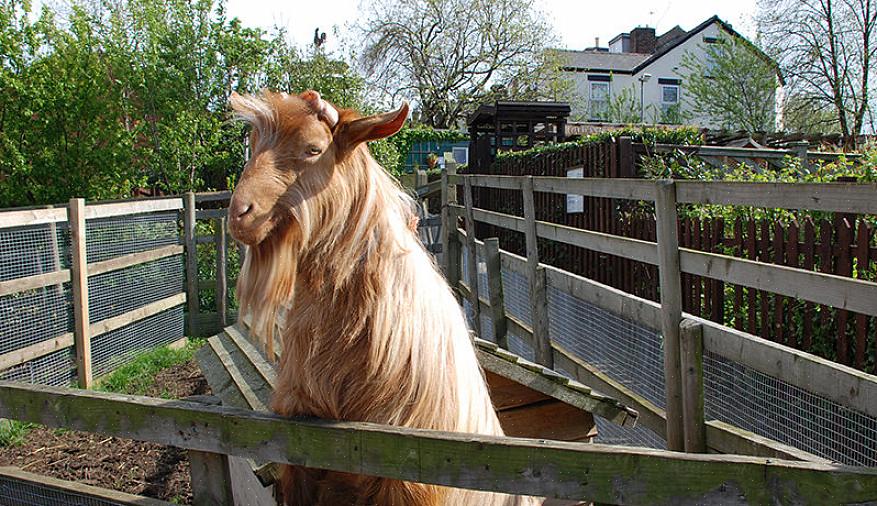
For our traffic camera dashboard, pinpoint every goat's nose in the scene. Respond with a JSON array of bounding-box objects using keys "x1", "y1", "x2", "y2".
[{"x1": 230, "y1": 200, "x2": 254, "y2": 220}]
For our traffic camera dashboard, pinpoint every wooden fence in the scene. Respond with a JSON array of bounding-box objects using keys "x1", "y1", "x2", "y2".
[
  {"x1": 0, "y1": 182, "x2": 872, "y2": 503},
  {"x1": 445, "y1": 172, "x2": 877, "y2": 458},
  {"x1": 0, "y1": 197, "x2": 187, "y2": 389},
  {"x1": 0, "y1": 380, "x2": 874, "y2": 505},
  {"x1": 474, "y1": 139, "x2": 876, "y2": 372}
]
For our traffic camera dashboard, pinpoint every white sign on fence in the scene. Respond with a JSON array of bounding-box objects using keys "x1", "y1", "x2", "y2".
[{"x1": 566, "y1": 168, "x2": 584, "y2": 213}]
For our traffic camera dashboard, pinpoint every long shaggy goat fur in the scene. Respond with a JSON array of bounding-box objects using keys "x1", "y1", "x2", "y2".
[{"x1": 231, "y1": 91, "x2": 538, "y2": 506}]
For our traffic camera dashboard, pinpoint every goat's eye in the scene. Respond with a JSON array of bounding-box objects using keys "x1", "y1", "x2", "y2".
[{"x1": 307, "y1": 146, "x2": 322, "y2": 156}]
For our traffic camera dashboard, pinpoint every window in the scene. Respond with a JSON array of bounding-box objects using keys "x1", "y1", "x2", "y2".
[
  {"x1": 661, "y1": 84, "x2": 681, "y2": 124},
  {"x1": 589, "y1": 82, "x2": 610, "y2": 121}
]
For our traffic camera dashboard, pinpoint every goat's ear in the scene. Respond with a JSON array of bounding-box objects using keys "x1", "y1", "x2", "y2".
[{"x1": 336, "y1": 102, "x2": 409, "y2": 148}]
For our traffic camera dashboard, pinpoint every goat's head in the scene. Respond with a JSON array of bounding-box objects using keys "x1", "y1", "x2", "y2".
[{"x1": 227, "y1": 90, "x2": 408, "y2": 246}]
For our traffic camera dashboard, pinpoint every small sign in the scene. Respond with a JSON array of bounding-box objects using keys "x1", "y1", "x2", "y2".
[{"x1": 566, "y1": 168, "x2": 584, "y2": 213}]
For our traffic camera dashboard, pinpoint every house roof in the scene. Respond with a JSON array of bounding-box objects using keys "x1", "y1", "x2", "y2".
[
  {"x1": 559, "y1": 15, "x2": 785, "y2": 85},
  {"x1": 557, "y1": 48, "x2": 650, "y2": 73}
]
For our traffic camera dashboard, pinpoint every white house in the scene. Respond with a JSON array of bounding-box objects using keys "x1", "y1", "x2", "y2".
[{"x1": 557, "y1": 16, "x2": 784, "y2": 130}]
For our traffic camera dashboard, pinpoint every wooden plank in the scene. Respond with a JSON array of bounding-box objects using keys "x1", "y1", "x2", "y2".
[
  {"x1": 680, "y1": 320, "x2": 706, "y2": 454},
  {"x1": 802, "y1": 219, "x2": 816, "y2": 350},
  {"x1": 0, "y1": 332, "x2": 75, "y2": 372},
  {"x1": 675, "y1": 181, "x2": 877, "y2": 214},
  {"x1": 84, "y1": 198, "x2": 183, "y2": 220},
  {"x1": 88, "y1": 244, "x2": 184, "y2": 277},
  {"x1": 89, "y1": 293, "x2": 186, "y2": 338},
  {"x1": 836, "y1": 217, "x2": 853, "y2": 364},
  {"x1": 496, "y1": 400, "x2": 596, "y2": 441},
  {"x1": 786, "y1": 220, "x2": 800, "y2": 348},
  {"x1": 0, "y1": 382, "x2": 872, "y2": 504},
  {"x1": 196, "y1": 208, "x2": 228, "y2": 220},
  {"x1": 195, "y1": 191, "x2": 232, "y2": 203},
  {"x1": 216, "y1": 217, "x2": 228, "y2": 328},
  {"x1": 654, "y1": 180, "x2": 684, "y2": 452},
  {"x1": 522, "y1": 177, "x2": 552, "y2": 369},
  {"x1": 733, "y1": 218, "x2": 744, "y2": 331},
  {"x1": 463, "y1": 177, "x2": 481, "y2": 337},
  {"x1": 530, "y1": 177, "x2": 655, "y2": 201},
  {"x1": 678, "y1": 245, "x2": 877, "y2": 318},
  {"x1": 694, "y1": 313, "x2": 877, "y2": 420},
  {"x1": 69, "y1": 198, "x2": 92, "y2": 389},
  {"x1": 0, "y1": 269, "x2": 71, "y2": 297},
  {"x1": 484, "y1": 370, "x2": 550, "y2": 410},
  {"x1": 185, "y1": 192, "x2": 198, "y2": 336},
  {"x1": 746, "y1": 219, "x2": 757, "y2": 335},
  {"x1": 855, "y1": 221, "x2": 871, "y2": 368},
  {"x1": 477, "y1": 350, "x2": 636, "y2": 428},
  {"x1": 535, "y1": 220, "x2": 658, "y2": 266},
  {"x1": 440, "y1": 167, "x2": 461, "y2": 288},
  {"x1": 205, "y1": 337, "x2": 267, "y2": 411},
  {"x1": 484, "y1": 238, "x2": 508, "y2": 348},
  {"x1": 0, "y1": 207, "x2": 68, "y2": 229},
  {"x1": 0, "y1": 466, "x2": 173, "y2": 505},
  {"x1": 773, "y1": 221, "x2": 785, "y2": 345},
  {"x1": 189, "y1": 447, "x2": 234, "y2": 506},
  {"x1": 224, "y1": 325, "x2": 277, "y2": 387}
]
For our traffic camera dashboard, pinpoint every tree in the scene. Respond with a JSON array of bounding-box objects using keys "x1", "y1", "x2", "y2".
[
  {"x1": 757, "y1": 0, "x2": 877, "y2": 147},
  {"x1": 354, "y1": 0, "x2": 570, "y2": 129},
  {"x1": 679, "y1": 36, "x2": 779, "y2": 132},
  {"x1": 0, "y1": 0, "x2": 367, "y2": 207}
]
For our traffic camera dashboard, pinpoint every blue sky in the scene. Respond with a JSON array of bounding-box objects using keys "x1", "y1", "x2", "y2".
[{"x1": 225, "y1": 0, "x2": 758, "y2": 52}]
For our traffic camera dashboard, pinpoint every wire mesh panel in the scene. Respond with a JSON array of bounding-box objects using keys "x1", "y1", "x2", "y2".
[
  {"x1": 0, "y1": 348, "x2": 75, "y2": 387},
  {"x1": 88, "y1": 255, "x2": 184, "y2": 322},
  {"x1": 0, "y1": 475, "x2": 136, "y2": 506},
  {"x1": 87, "y1": 210, "x2": 185, "y2": 378},
  {"x1": 0, "y1": 221, "x2": 74, "y2": 387},
  {"x1": 85, "y1": 211, "x2": 179, "y2": 263},
  {"x1": 547, "y1": 281, "x2": 667, "y2": 449},
  {"x1": 0, "y1": 222, "x2": 69, "y2": 281},
  {"x1": 91, "y1": 306, "x2": 184, "y2": 377},
  {"x1": 704, "y1": 350, "x2": 877, "y2": 466}
]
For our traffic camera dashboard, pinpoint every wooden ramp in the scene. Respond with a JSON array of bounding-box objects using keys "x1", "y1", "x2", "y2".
[{"x1": 195, "y1": 324, "x2": 639, "y2": 503}]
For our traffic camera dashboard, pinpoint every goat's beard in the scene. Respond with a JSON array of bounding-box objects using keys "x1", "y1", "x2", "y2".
[{"x1": 237, "y1": 217, "x2": 302, "y2": 347}]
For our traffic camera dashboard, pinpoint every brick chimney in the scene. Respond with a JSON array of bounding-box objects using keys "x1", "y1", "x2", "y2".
[{"x1": 629, "y1": 27, "x2": 657, "y2": 54}]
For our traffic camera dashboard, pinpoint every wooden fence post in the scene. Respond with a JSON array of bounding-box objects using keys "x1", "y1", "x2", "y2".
[
  {"x1": 790, "y1": 141, "x2": 810, "y2": 173},
  {"x1": 680, "y1": 319, "x2": 706, "y2": 453},
  {"x1": 69, "y1": 198, "x2": 92, "y2": 389},
  {"x1": 186, "y1": 395, "x2": 235, "y2": 506},
  {"x1": 463, "y1": 176, "x2": 482, "y2": 336},
  {"x1": 184, "y1": 192, "x2": 199, "y2": 336},
  {"x1": 484, "y1": 237, "x2": 508, "y2": 348},
  {"x1": 654, "y1": 179, "x2": 684, "y2": 452},
  {"x1": 522, "y1": 176, "x2": 553, "y2": 368},
  {"x1": 441, "y1": 164, "x2": 461, "y2": 294},
  {"x1": 215, "y1": 217, "x2": 228, "y2": 328}
]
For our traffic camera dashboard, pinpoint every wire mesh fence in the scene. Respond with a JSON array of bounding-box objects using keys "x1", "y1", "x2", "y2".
[
  {"x1": 458, "y1": 237, "x2": 877, "y2": 462},
  {"x1": 0, "y1": 474, "x2": 139, "y2": 506},
  {"x1": 0, "y1": 204, "x2": 185, "y2": 389}
]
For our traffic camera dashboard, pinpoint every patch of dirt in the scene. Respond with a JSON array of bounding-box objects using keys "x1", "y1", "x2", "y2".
[{"x1": 0, "y1": 360, "x2": 210, "y2": 504}]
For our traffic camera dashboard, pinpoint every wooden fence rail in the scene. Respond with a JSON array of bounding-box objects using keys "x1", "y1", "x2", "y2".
[{"x1": 0, "y1": 381, "x2": 873, "y2": 505}]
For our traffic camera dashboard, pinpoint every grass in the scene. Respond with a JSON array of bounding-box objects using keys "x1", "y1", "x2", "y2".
[
  {"x1": 0, "y1": 419, "x2": 38, "y2": 447},
  {"x1": 96, "y1": 338, "x2": 205, "y2": 395}
]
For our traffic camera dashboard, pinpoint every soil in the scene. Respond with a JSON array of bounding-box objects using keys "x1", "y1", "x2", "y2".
[{"x1": 0, "y1": 360, "x2": 210, "y2": 504}]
